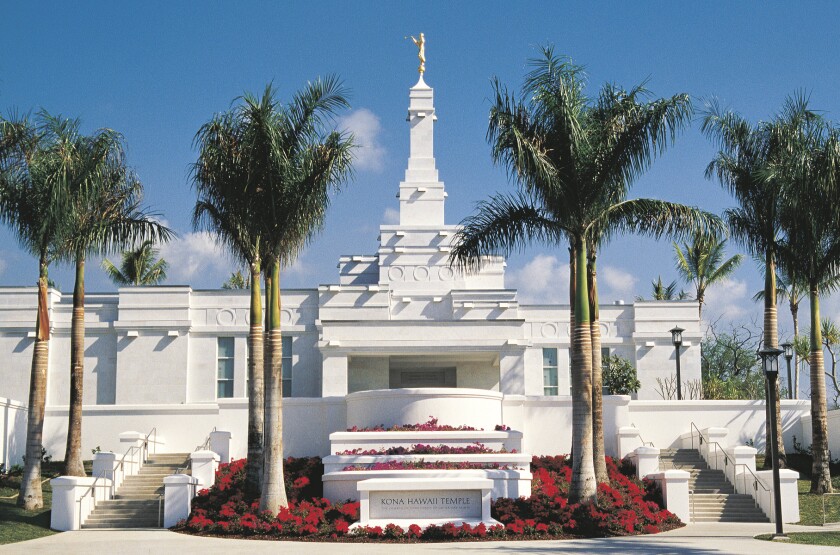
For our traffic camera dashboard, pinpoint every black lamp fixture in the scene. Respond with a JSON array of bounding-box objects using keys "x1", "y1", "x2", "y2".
[
  {"x1": 670, "y1": 326, "x2": 685, "y2": 400},
  {"x1": 759, "y1": 346, "x2": 787, "y2": 541},
  {"x1": 781, "y1": 342, "x2": 794, "y2": 400}
]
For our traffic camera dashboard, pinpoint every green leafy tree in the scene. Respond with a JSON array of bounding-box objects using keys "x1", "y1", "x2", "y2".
[
  {"x1": 700, "y1": 322, "x2": 765, "y2": 400},
  {"x1": 222, "y1": 270, "x2": 249, "y2": 290},
  {"x1": 820, "y1": 318, "x2": 840, "y2": 409},
  {"x1": 635, "y1": 276, "x2": 688, "y2": 301},
  {"x1": 195, "y1": 81, "x2": 354, "y2": 512},
  {"x1": 101, "y1": 239, "x2": 168, "y2": 286},
  {"x1": 602, "y1": 354, "x2": 641, "y2": 395},
  {"x1": 674, "y1": 234, "x2": 742, "y2": 321},
  {"x1": 451, "y1": 48, "x2": 720, "y2": 501}
]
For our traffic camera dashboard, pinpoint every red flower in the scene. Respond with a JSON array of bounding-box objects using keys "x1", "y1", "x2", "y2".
[{"x1": 334, "y1": 519, "x2": 349, "y2": 534}]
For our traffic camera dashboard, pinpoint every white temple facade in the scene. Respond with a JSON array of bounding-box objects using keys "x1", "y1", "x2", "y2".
[{"x1": 2, "y1": 74, "x2": 784, "y2": 468}]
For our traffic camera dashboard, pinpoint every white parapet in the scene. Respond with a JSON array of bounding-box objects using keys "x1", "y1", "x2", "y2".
[
  {"x1": 322, "y1": 453, "x2": 531, "y2": 474},
  {"x1": 647, "y1": 470, "x2": 690, "y2": 524},
  {"x1": 164, "y1": 474, "x2": 200, "y2": 528},
  {"x1": 50, "y1": 476, "x2": 112, "y2": 531},
  {"x1": 754, "y1": 469, "x2": 800, "y2": 524},
  {"x1": 92, "y1": 451, "x2": 123, "y2": 491},
  {"x1": 354, "y1": 477, "x2": 499, "y2": 530},
  {"x1": 190, "y1": 450, "x2": 220, "y2": 489},
  {"x1": 209, "y1": 430, "x2": 232, "y2": 464},
  {"x1": 330, "y1": 430, "x2": 523, "y2": 455}
]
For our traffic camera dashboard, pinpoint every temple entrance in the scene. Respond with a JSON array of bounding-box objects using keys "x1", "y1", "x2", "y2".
[{"x1": 389, "y1": 367, "x2": 456, "y2": 388}]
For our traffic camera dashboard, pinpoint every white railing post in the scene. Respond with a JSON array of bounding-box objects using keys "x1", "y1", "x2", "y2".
[
  {"x1": 92, "y1": 451, "x2": 120, "y2": 493},
  {"x1": 190, "y1": 450, "x2": 220, "y2": 489},
  {"x1": 648, "y1": 470, "x2": 690, "y2": 523},
  {"x1": 119, "y1": 431, "x2": 145, "y2": 474},
  {"x1": 633, "y1": 446, "x2": 660, "y2": 478},
  {"x1": 50, "y1": 476, "x2": 112, "y2": 531},
  {"x1": 163, "y1": 474, "x2": 200, "y2": 528},
  {"x1": 700, "y1": 427, "x2": 727, "y2": 469},
  {"x1": 755, "y1": 468, "x2": 800, "y2": 523},
  {"x1": 617, "y1": 426, "x2": 642, "y2": 459},
  {"x1": 209, "y1": 430, "x2": 232, "y2": 464},
  {"x1": 732, "y1": 446, "x2": 757, "y2": 494}
]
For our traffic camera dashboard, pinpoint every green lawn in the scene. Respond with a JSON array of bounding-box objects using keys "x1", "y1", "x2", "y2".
[
  {"x1": 796, "y1": 474, "x2": 840, "y2": 526},
  {"x1": 0, "y1": 460, "x2": 92, "y2": 546},
  {"x1": 756, "y1": 532, "x2": 840, "y2": 546}
]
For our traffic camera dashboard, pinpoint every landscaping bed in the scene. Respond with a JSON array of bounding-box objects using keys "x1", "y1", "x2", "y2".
[{"x1": 174, "y1": 454, "x2": 683, "y2": 542}]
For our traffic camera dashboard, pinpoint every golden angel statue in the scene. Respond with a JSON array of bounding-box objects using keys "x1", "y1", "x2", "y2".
[{"x1": 409, "y1": 33, "x2": 425, "y2": 75}]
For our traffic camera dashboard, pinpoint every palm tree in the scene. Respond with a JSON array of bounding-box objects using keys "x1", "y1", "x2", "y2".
[
  {"x1": 222, "y1": 270, "x2": 249, "y2": 289},
  {"x1": 53, "y1": 117, "x2": 172, "y2": 477},
  {"x1": 636, "y1": 276, "x2": 682, "y2": 301},
  {"x1": 0, "y1": 112, "x2": 76, "y2": 509},
  {"x1": 673, "y1": 234, "x2": 742, "y2": 321},
  {"x1": 702, "y1": 104, "x2": 789, "y2": 468},
  {"x1": 451, "y1": 48, "x2": 720, "y2": 502},
  {"x1": 193, "y1": 101, "x2": 270, "y2": 496},
  {"x1": 772, "y1": 97, "x2": 840, "y2": 494},
  {"x1": 101, "y1": 239, "x2": 168, "y2": 285},
  {"x1": 196, "y1": 81, "x2": 353, "y2": 512}
]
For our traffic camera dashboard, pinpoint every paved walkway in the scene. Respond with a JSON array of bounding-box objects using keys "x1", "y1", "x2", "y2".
[{"x1": 2, "y1": 523, "x2": 838, "y2": 554}]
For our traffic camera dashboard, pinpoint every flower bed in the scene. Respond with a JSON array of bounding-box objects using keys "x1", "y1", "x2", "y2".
[
  {"x1": 341, "y1": 460, "x2": 512, "y2": 471},
  {"x1": 175, "y1": 454, "x2": 682, "y2": 541},
  {"x1": 337, "y1": 442, "x2": 514, "y2": 455},
  {"x1": 347, "y1": 417, "x2": 480, "y2": 432}
]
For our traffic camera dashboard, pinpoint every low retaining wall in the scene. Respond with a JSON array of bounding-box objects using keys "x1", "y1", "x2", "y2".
[
  {"x1": 322, "y1": 468, "x2": 531, "y2": 502},
  {"x1": 323, "y1": 453, "x2": 531, "y2": 474}
]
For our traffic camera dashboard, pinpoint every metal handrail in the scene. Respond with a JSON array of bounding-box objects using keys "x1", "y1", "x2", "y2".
[
  {"x1": 144, "y1": 427, "x2": 158, "y2": 460},
  {"x1": 630, "y1": 423, "x2": 655, "y2": 448},
  {"x1": 690, "y1": 422, "x2": 771, "y2": 511},
  {"x1": 174, "y1": 427, "x2": 217, "y2": 475},
  {"x1": 77, "y1": 471, "x2": 111, "y2": 525},
  {"x1": 823, "y1": 493, "x2": 840, "y2": 526}
]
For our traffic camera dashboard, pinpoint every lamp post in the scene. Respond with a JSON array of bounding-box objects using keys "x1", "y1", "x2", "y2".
[
  {"x1": 781, "y1": 342, "x2": 794, "y2": 400},
  {"x1": 670, "y1": 326, "x2": 685, "y2": 400},
  {"x1": 759, "y1": 346, "x2": 787, "y2": 541}
]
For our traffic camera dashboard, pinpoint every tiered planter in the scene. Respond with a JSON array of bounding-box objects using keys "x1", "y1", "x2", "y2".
[{"x1": 322, "y1": 429, "x2": 532, "y2": 502}]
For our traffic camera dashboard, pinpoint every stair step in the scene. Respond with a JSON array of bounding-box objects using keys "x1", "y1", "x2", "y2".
[{"x1": 81, "y1": 522, "x2": 162, "y2": 529}]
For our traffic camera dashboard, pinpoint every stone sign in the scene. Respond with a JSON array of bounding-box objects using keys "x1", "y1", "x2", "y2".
[{"x1": 369, "y1": 489, "x2": 481, "y2": 520}]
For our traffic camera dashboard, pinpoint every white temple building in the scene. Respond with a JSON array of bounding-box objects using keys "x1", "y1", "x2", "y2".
[{"x1": 0, "y1": 74, "x2": 816, "y2": 470}]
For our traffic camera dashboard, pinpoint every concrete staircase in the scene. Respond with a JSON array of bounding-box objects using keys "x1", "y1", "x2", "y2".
[
  {"x1": 660, "y1": 448, "x2": 768, "y2": 523},
  {"x1": 82, "y1": 453, "x2": 190, "y2": 529}
]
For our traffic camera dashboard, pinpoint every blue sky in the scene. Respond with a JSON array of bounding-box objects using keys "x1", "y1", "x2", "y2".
[{"x1": 2, "y1": 1, "x2": 840, "y2": 335}]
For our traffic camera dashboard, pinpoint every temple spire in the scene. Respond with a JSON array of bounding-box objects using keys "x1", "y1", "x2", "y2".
[{"x1": 398, "y1": 69, "x2": 445, "y2": 226}]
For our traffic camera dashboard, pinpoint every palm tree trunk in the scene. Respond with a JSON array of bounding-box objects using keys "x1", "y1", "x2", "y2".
[
  {"x1": 792, "y1": 301, "x2": 800, "y2": 399},
  {"x1": 260, "y1": 261, "x2": 288, "y2": 512},
  {"x1": 18, "y1": 258, "x2": 50, "y2": 509},
  {"x1": 808, "y1": 286, "x2": 833, "y2": 494},
  {"x1": 588, "y1": 253, "x2": 608, "y2": 484},
  {"x1": 569, "y1": 237, "x2": 596, "y2": 504},
  {"x1": 63, "y1": 254, "x2": 86, "y2": 477},
  {"x1": 245, "y1": 259, "x2": 264, "y2": 496},
  {"x1": 569, "y1": 245, "x2": 576, "y2": 390},
  {"x1": 762, "y1": 254, "x2": 785, "y2": 469}
]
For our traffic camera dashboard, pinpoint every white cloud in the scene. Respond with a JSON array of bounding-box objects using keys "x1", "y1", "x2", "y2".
[
  {"x1": 158, "y1": 231, "x2": 234, "y2": 284},
  {"x1": 383, "y1": 207, "x2": 399, "y2": 224},
  {"x1": 339, "y1": 108, "x2": 386, "y2": 172},
  {"x1": 507, "y1": 254, "x2": 570, "y2": 304},
  {"x1": 703, "y1": 277, "x2": 752, "y2": 323},
  {"x1": 600, "y1": 266, "x2": 638, "y2": 300}
]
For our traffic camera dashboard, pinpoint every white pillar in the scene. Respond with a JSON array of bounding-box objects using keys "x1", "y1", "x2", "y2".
[
  {"x1": 322, "y1": 353, "x2": 349, "y2": 397},
  {"x1": 732, "y1": 445, "x2": 757, "y2": 491},
  {"x1": 617, "y1": 426, "x2": 642, "y2": 459},
  {"x1": 604, "y1": 396, "x2": 631, "y2": 458},
  {"x1": 209, "y1": 430, "x2": 232, "y2": 464},
  {"x1": 164, "y1": 474, "x2": 199, "y2": 528},
  {"x1": 649, "y1": 470, "x2": 690, "y2": 523},
  {"x1": 633, "y1": 446, "x2": 660, "y2": 478},
  {"x1": 190, "y1": 450, "x2": 219, "y2": 489},
  {"x1": 92, "y1": 451, "x2": 121, "y2": 491},
  {"x1": 118, "y1": 431, "x2": 146, "y2": 475},
  {"x1": 700, "y1": 427, "x2": 728, "y2": 468},
  {"x1": 50, "y1": 476, "x2": 111, "y2": 531},
  {"x1": 755, "y1": 469, "x2": 800, "y2": 523}
]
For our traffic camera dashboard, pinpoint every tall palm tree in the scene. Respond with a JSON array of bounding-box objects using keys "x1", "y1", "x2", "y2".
[
  {"x1": 0, "y1": 112, "x2": 76, "y2": 509},
  {"x1": 635, "y1": 275, "x2": 685, "y2": 301},
  {"x1": 673, "y1": 234, "x2": 742, "y2": 321},
  {"x1": 193, "y1": 102, "x2": 269, "y2": 496},
  {"x1": 772, "y1": 97, "x2": 840, "y2": 494},
  {"x1": 101, "y1": 239, "x2": 168, "y2": 285},
  {"x1": 702, "y1": 104, "x2": 789, "y2": 468},
  {"x1": 451, "y1": 48, "x2": 721, "y2": 502},
  {"x1": 53, "y1": 117, "x2": 172, "y2": 477},
  {"x1": 195, "y1": 81, "x2": 353, "y2": 513}
]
